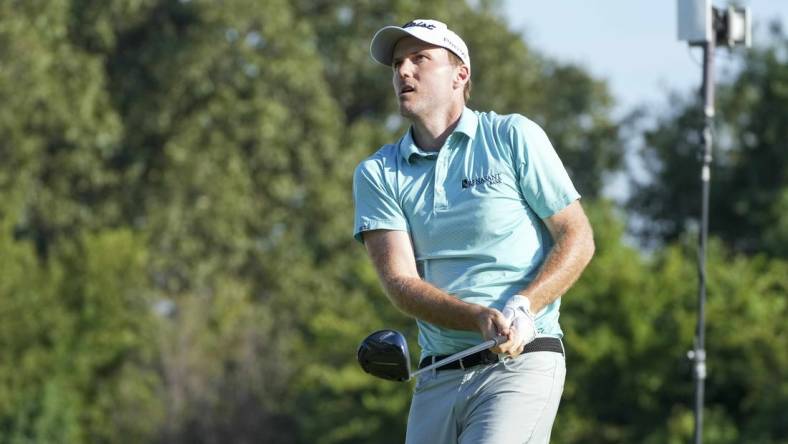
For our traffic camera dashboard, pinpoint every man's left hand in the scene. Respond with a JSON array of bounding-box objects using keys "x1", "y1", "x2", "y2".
[{"x1": 501, "y1": 295, "x2": 537, "y2": 357}]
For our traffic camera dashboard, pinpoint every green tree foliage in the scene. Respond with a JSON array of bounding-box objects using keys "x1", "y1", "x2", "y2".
[
  {"x1": 1, "y1": 0, "x2": 786, "y2": 443},
  {"x1": 154, "y1": 280, "x2": 294, "y2": 444},
  {"x1": 0, "y1": 224, "x2": 160, "y2": 443},
  {"x1": 0, "y1": 202, "x2": 76, "y2": 443},
  {"x1": 557, "y1": 203, "x2": 788, "y2": 444},
  {"x1": 52, "y1": 230, "x2": 162, "y2": 443},
  {"x1": 0, "y1": 0, "x2": 124, "y2": 257},
  {"x1": 629, "y1": 28, "x2": 788, "y2": 258}
]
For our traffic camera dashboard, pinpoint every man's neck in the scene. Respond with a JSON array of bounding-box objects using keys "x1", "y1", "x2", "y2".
[{"x1": 410, "y1": 103, "x2": 465, "y2": 151}]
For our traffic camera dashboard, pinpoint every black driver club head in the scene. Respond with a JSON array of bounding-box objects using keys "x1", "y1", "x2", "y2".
[{"x1": 357, "y1": 329, "x2": 412, "y2": 382}]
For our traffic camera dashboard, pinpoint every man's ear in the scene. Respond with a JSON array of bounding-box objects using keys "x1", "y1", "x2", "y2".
[{"x1": 453, "y1": 64, "x2": 470, "y2": 90}]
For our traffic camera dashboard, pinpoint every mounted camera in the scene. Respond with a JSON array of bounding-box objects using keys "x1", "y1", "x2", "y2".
[{"x1": 678, "y1": 0, "x2": 751, "y2": 47}]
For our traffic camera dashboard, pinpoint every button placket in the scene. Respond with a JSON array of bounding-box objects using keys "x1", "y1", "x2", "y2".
[{"x1": 433, "y1": 139, "x2": 452, "y2": 211}]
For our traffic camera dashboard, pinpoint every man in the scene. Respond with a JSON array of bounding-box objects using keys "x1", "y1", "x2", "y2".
[{"x1": 353, "y1": 19, "x2": 595, "y2": 444}]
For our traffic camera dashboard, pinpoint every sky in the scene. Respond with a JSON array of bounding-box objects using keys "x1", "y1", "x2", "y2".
[{"x1": 502, "y1": 0, "x2": 788, "y2": 116}]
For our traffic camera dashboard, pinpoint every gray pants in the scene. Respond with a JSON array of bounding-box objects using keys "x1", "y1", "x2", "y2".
[{"x1": 405, "y1": 349, "x2": 566, "y2": 444}]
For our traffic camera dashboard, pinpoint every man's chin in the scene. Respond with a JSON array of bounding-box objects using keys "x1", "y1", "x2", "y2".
[{"x1": 398, "y1": 104, "x2": 418, "y2": 119}]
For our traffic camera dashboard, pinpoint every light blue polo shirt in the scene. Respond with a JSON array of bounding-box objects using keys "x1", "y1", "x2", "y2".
[{"x1": 353, "y1": 107, "x2": 580, "y2": 358}]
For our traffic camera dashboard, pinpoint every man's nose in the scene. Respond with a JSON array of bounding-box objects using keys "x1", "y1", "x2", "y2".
[{"x1": 396, "y1": 59, "x2": 414, "y2": 78}]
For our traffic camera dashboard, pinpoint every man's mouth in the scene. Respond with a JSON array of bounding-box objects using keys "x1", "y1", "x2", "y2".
[{"x1": 399, "y1": 85, "x2": 415, "y2": 95}]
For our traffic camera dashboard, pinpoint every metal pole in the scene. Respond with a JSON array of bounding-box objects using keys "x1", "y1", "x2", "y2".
[{"x1": 692, "y1": 36, "x2": 715, "y2": 444}]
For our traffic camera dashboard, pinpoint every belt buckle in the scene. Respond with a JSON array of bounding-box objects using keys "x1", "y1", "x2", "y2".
[
  {"x1": 480, "y1": 350, "x2": 497, "y2": 365},
  {"x1": 459, "y1": 357, "x2": 465, "y2": 370}
]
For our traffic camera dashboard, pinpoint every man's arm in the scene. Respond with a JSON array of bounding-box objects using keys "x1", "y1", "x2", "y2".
[
  {"x1": 518, "y1": 199, "x2": 595, "y2": 314},
  {"x1": 362, "y1": 229, "x2": 514, "y2": 349}
]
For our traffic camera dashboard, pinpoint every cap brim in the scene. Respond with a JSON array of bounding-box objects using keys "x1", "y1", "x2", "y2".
[{"x1": 370, "y1": 26, "x2": 413, "y2": 66}]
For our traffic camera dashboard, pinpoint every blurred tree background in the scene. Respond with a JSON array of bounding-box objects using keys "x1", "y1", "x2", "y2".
[{"x1": 0, "y1": 0, "x2": 785, "y2": 443}]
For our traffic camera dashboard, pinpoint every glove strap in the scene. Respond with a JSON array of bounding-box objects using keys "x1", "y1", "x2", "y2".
[{"x1": 506, "y1": 295, "x2": 535, "y2": 319}]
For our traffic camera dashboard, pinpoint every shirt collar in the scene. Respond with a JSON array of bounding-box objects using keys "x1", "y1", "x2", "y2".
[{"x1": 399, "y1": 107, "x2": 478, "y2": 164}]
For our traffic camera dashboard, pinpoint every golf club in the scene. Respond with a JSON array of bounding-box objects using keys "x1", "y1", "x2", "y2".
[{"x1": 357, "y1": 329, "x2": 506, "y2": 382}]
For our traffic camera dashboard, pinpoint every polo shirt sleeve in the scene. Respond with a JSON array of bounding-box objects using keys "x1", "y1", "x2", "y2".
[
  {"x1": 352, "y1": 153, "x2": 409, "y2": 243},
  {"x1": 508, "y1": 115, "x2": 580, "y2": 219}
]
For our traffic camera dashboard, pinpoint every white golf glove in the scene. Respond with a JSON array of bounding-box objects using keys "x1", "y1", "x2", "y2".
[{"x1": 501, "y1": 295, "x2": 538, "y2": 351}]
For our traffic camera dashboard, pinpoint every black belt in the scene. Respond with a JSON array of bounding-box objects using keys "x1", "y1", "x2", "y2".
[{"x1": 418, "y1": 337, "x2": 563, "y2": 372}]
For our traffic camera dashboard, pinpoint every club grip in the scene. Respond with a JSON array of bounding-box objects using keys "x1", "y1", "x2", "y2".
[
  {"x1": 492, "y1": 335, "x2": 507, "y2": 347},
  {"x1": 411, "y1": 335, "x2": 508, "y2": 378}
]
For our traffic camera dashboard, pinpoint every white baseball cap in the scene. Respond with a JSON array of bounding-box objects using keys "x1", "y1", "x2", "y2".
[{"x1": 370, "y1": 19, "x2": 470, "y2": 68}]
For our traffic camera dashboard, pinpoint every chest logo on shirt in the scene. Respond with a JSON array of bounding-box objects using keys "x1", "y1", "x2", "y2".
[{"x1": 461, "y1": 172, "x2": 502, "y2": 189}]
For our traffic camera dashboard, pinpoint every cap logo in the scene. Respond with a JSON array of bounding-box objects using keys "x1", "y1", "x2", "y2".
[{"x1": 403, "y1": 20, "x2": 436, "y2": 30}]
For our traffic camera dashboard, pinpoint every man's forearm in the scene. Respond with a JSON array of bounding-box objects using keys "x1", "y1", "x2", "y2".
[
  {"x1": 363, "y1": 229, "x2": 507, "y2": 340},
  {"x1": 381, "y1": 276, "x2": 487, "y2": 332}
]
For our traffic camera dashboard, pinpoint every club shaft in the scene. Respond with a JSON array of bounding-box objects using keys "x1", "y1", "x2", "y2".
[{"x1": 411, "y1": 336, "x2": 503, "y2": 378}]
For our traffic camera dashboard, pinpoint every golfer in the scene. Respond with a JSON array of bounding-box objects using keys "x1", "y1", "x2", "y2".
[{"x1": 353, "y1": 19, "x2": 595, "y2": 444}]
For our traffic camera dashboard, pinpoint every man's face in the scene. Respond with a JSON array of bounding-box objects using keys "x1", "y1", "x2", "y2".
[{"x1": 391, "y1": 37, "x2": 460, "y2": 119}]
